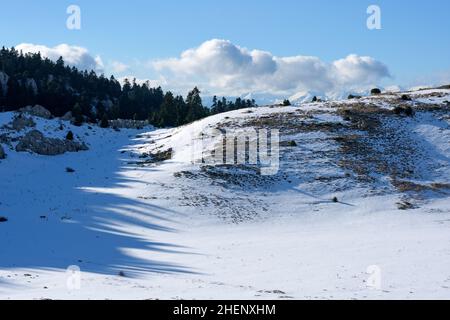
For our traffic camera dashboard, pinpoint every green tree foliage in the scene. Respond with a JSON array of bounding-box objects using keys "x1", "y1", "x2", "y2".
[
  {"x1": 185, "y1": 87, "x2": 209, "y2": 123},
  {"x1": 210, "y1": 96, "x2": 257, "y2": 114},
  {"x1": 371, "y1": 88, "x2": 382, "y2": 95},
  {"x1": 100, "y1": 114, "x2": 109, "y2": 128},
  {"x1": 72, "y1": 103, "x2": 84, "y2": 126},
  {"x1": 66, "y1": 131, "x2": 74, "y2": 141},
  {"x1": 158, "y1": 92, "x2": 179, "y2": 127}
]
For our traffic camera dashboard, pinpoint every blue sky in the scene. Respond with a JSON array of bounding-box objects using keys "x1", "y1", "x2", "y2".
[{"x1": 1, "y1": 0, "x2": 450, "y2": 96}]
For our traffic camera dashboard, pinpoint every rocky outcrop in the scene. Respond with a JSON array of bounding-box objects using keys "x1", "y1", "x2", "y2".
[
  {"x1": 15, "y1": 130, "x2": 88, "y2": 155},
  {"x1": 61, "y1": 111, "x2": 73, "y2": 121},
  {"x1": 12, "y1": 115, "x2": 36, "y2": 131},
  {"x1": 109, "y1": 119, "x2": 150, "y2": 129},
  {"x1": 19, "y1": 105, "x2": 52, "y2": 119},
  {"x1": 0, "y1": 144, "x2": 6, "y2": 159}
]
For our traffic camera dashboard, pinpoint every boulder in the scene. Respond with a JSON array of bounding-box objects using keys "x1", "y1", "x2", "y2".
[
  {"x1": 61, "y1": 111, "x2": 73, "y2": 121},
  {"x1": 15, "y1": 130, "x2": 89, "y2": 155},
  {"x1": 12, "y1": 114, "x2": 36, "y2": 131},
  {"x1": 20, "y1": 105, "x2": 52, "y2": 119},
  {"x1": 0, "y1": 144, "x2": 6, "y2": 159}
]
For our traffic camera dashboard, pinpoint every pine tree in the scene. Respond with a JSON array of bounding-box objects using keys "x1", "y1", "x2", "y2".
[
  {"x1": 174, "y1": 95, "x2": 187, "y2": 126},
  {"x1": 100, "y1": 114, "x2": 109, "y2": 128},
  {"x1": 185, "y1": 87, "x2": 205, "y2": 123},
  {"x1": 95, "y1": 101, "x2": 106, "y2": 120},
  {"x1": 159, "y1": 92, "x2": 177, "y2": 127},
  {"x1": 211, "y1": 95, "x2": 218, "y2": 113},
  {"x1": 66, "y1": 131, "x2": 74, "y2": 141},
  {"x1": 72, "y1": 103, "x2": 84, "y2": 126}
]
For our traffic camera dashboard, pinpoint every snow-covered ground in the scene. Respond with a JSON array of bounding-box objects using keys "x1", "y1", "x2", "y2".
[{"x1": 0, "y1": 89, "x2": 449, "y2": 300}]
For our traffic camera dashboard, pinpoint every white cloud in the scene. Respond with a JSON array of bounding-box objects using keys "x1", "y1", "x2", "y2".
[
  {"x1": 14, "y1": 40, "x2": 392, "y2": 100},
  {"x1": 110, "y1": 61, "x2": 129, "y2": 73},
  {"x1": 332, "y1": 54, "x2": 390, "y2": 86},
  {"x1": 16, "y1": 43, "x2": 104, "y2": 72},
  {"x1": 153, "y1": 39, "x2": 391, "y2": 96}
]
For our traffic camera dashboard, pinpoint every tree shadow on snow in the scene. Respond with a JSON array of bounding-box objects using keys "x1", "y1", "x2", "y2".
[{"x1": 0, "y1": 136, "x2": 201, "y2": 289}]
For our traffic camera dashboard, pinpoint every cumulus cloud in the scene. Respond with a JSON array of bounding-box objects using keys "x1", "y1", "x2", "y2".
[
  {"x1": 153, "y1": 39, "x2": 391, "y2": 96},
  {"x1": 16, "y1": 43, "x2": 104, "y2": 72},
  {"x1": 110, "y1": 61, "x2": 129, "y2": 73},
  {"x1": 332, "y1": 54, "x2": 390, "y2": 86},
  {"x1": 14, "y1": 40, "x2": 391, "y2": 99}
]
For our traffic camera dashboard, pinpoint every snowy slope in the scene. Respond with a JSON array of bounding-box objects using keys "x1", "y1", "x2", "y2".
[{"x1": 0, "y1": 89, "x2": 450, "y2": 300}]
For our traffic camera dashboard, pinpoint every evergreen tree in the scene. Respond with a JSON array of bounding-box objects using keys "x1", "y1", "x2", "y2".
[
  {"x1": 159, "y1": 92, "x2": 178, "y2": 127},
  {"x1": 211, "y1": 95, "x2": 218, "y2": 113},
  {"x1": 185, "y1": 87, "x2": 207, "y2": 123},
  {"x1": 174, "y1": 95, "x2": 187, "y2": 126},
  {"x1": 72, "y1": 103, "x2": 84, "y2": 126},
  {"x1": 100, "y1": 114, "x2": 109, "y2": 128},
  {"x1": 66, "y1": 131, "x2": 74, "y2": 141}
]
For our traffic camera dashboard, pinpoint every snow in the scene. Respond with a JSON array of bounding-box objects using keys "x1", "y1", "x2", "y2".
[{"x1": 1, "y1": 89, "x2": 450, "y2": 300}]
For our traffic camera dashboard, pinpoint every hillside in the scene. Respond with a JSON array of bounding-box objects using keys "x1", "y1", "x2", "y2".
[{"x1": 0, "y1": 88, "x2": 449, "y2": 299}]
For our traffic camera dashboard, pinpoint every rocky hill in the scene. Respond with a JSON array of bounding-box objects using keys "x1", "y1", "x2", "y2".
[{"x1": 0, "y1": 88, "x2": 449, "y2": 299}]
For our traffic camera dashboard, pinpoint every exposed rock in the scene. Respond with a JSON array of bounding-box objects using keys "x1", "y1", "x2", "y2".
[
  {"x1": 109, "y1": 119, "x2": 150, "y2": 129},
  {"x1": 24, "y1": 79, "x2": 38, "y2": 95},
  {"x1": 397, "y1": 201, "x2": 416, "y2": 210},
  {"x1": 20, "y1": 105, "x2": 52, "y2": 119},
  {"x1": 12, "y1": 114, "x2": 36, "y2": 131},
  {"x1": 280, "y1": 140, "x2": 297, "y2": 147},
  {"x1": 15, "y1": 130, "x2": 88, "y2": 155},
  {"x1": 0, "y1": 144, "x2": 6, "y2": 159},
  {"x1": 61, "y1": 111, "x2": 73, "y2": 121}
]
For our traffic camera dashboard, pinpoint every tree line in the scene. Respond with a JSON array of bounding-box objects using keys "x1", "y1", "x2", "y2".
[{"x1": 0, "y1": 47, "x2": 257, "y2": 127}]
